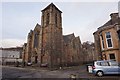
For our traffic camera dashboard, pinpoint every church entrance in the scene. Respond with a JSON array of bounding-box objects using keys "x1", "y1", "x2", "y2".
[{"x1": 35, "y1": 56, "x2": 38, "y2": 63}]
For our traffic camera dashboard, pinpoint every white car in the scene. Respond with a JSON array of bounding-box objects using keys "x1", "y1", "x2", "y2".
[{"x1": 27, "y1": 62, "x2": 32, "y2": 66}]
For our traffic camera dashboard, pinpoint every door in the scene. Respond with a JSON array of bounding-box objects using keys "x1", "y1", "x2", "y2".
[{"x1": 35, "y1": 56, "x2": 38, "y2": 63}]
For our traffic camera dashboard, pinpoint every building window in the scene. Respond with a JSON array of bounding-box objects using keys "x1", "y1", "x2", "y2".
[
  {"x1": 109, "y1": 53, "x2": 116, "y2": 61},
  {"x1": 106, "y1": 32, "x2": 113, "y2": 48},
  {"x1": 34, "y1": 32, "x2": 39, "y2": 48},
  {"x1": 42, "y1": 15, "x2": 44, "y2": 26},
  {"x1": 46, "y1": 13, "x2": 49, "y2": 25},
  {"x1": 55, "y1": 13, "x2": 57, "y2": 27},
  {"x1": 100, "y1": 33, "x2": 105, "y2": 50},
  {"x1": 117, "y1": 30, "x2": 120, "y2": 40}
]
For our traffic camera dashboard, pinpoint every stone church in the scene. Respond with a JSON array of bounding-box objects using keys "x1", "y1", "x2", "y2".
[{"x1": 22, "y1": 3, "x2": 83, "y2": 68}]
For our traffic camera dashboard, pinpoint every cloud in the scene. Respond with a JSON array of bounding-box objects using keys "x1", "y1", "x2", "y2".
[
  {"x1": 0, "y1": 39, "x2": 26, "y2": 48},
  {"x1": 2, "y1": 2, "x2": 118, "y2": 46},
  {"x1": 1, "y1": 0, "x2": 119, "y2": 2}
]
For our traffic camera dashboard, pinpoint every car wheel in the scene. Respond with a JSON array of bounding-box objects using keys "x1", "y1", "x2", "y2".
[{"x1": 96, "y1": 71, "x2": 103, "y2": 77}]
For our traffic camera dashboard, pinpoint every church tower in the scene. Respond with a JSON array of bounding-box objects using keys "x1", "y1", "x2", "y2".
[
  {"x1": 41, "y1": 3, "x2": 63, "y2": 68},
  {"x1": 23, "y1": 3, "x2": 83, "y2": 68}
]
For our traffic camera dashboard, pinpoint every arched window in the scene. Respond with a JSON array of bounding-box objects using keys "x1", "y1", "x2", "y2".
[
  {"x1": 46, "y1": 13, "x2": 49, "y2": 25},
  {"x1": 34, "y1": 32, "x2": 39, "y2": 48},
  {"x1": 55, "y1": 13, "x2": 57, "y2": 27}
]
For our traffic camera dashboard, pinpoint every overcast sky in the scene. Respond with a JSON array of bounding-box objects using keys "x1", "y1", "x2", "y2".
[{"x1": 1, "y1": 1, "x2": 119, "y2": 48}]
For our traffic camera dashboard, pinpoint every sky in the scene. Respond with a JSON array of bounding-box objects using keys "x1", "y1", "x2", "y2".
[{"x1": 1, "y1": 1, "x2": 119, "y2": 48}]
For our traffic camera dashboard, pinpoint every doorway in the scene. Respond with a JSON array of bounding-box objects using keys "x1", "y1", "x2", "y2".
[{"x1": 35, "y1": 56, "x2": 38, "y2": 63}]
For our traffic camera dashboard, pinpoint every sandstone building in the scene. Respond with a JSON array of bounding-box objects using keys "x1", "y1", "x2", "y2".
[
  {"x1": 93, "y1": 13, "x2": 120, "y2": 63},
  {"x1": 82, "y1": 41, "x2": 96, "y2": 63},
  {"x1": 22, "y1": 3, "x2": 83, "y2": 68}
]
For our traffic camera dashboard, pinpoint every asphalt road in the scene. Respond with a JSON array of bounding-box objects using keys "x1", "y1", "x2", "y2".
[{"x1": 1, "y1": 65, "x2": 120, "y2": 80}]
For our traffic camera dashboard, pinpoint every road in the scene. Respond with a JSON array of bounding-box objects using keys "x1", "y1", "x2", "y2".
[{"x1": 1, "y1": 65, "x2": 120, "y2": 80}]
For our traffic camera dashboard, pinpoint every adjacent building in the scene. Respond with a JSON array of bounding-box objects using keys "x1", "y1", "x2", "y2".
[
  {"x1": 0, "y1": 47, "x2": 23, "y2": 65},
  {"x1": 23, "y1": 3, "x2": 83, "y2": 68},
  {"x1": 82, "y1": 41, "x2": 96, "y2": 63},
  {"x1": 93, "y1": 13, "x2": 120, "y2": 63}
]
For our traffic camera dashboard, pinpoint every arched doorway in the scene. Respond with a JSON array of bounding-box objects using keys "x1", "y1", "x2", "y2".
[
  {"x1": 35, "y1": 56, "x2": 38, "y2": 63},
  {"x1": 34, "y1": 52, "x2": 38, "y2": 64}
]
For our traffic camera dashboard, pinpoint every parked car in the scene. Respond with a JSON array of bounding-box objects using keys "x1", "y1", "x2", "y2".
[
  {"x1": 27, "y1": 62, "x2": 32, "y2": 66},
  {"x1": 40, "y1": 63, "x2": 48, "y2": 67},
  {"x1": 92, "y1": 60, "x2": 120, "y2": 77}
]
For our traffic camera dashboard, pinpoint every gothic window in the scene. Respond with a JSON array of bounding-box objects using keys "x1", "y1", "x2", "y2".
[
  {"x1": 55, "y1": 13, "x2": 57, "y2": 27},
  {"x1": 100, "y1": 33, "x2": 105, "y2": 50},
  {"x1": 34, "y1": 32, "x2": 39, "y2": 48},
  {"x1": 60, "y1": 14, "x2": 61, "y2": 24},
  {"x1": 105, "y1": 32, "x2": 113, "y2": 48},
  {"x1": 46, "y1": 13, "x2": 49, "y2": 25},
  {"x1": 42, "y1": 15, "x2": 44, "y2": 26}
]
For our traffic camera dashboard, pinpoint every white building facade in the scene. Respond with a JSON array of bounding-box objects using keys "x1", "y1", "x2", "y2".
[{"x1": 0, "y1": 49, "x2": 22, "y2": 65}]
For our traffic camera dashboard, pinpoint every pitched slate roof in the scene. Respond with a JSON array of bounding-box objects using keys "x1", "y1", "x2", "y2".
[
  {"x1": 34, "y1": 23, "x2": 41, "y2": 31},
  {"x1": 98, "y1": 13, "x2": 120, "y2": 29},
  {"x1": 63, "y1": 33, "x2": 75, "y2": 43}
]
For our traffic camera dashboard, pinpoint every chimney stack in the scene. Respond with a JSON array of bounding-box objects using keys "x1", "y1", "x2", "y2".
[{"x1": 110, "y1": 13, "x2": 119, "y2": 24}]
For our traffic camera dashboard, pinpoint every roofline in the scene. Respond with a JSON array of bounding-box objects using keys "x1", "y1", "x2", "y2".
[{"x1": 41, "y1": 3, "x2": 62, "y2": 13}]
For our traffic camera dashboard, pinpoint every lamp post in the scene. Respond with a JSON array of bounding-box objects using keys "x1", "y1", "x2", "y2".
[{"x1": 22, "y1": 43, "x2": 26, "y2": 67}]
